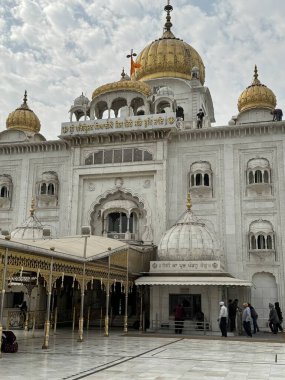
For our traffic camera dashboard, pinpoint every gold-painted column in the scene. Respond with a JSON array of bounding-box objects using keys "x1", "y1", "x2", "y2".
[
  {"x1": 78, "y1": 235, "x2": 88, "y2": 342},
  {"x1": 104, "y1": 255, "x2": 111, "y2": 337},
  {"x1": 0, "y1": 247, "x2": 8, "y2": 358},
  {"x1": 42, "y1": 257, "x2": 53, "y2": 349},
  {"x1": 124, "y1": 248, "x2": 129, "y2": 333}
]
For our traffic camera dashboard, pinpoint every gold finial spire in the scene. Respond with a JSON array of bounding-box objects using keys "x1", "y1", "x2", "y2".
[
  {"x1": 164, "y1": 1, "x2": 173, "y2": 32},
  {"x1": 186, "y1": 192, "x2": 192, "y2": 210},
  {"x1": 21, "y1": 90, "x2": 29, "y2": 109},
  {"x1": 30, "y1": 198, "x2": 36, "y2": 216},
  {"x1": 252, "y1": 65, "x2": 260, "y2": 85}
]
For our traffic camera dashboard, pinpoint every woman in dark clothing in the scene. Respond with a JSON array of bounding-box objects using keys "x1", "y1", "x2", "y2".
[
  {"x1": 275, "y1": 302, "x2": 283, "y2": 332},
  {"x1": 174, "y1": 304, "x2": 185, "y2": 334}
]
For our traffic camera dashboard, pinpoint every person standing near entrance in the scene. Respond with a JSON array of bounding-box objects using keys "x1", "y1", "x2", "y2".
[
  {"x1": 218, "y1": 301, "x2": 228, "y2": 337},
  {"x1": 275, "y1": 302, "x2": 283, "y2": 332},
  {"x1": 269, "y1": 303, "x2": 279, "y2": 334},
  {"x1": 174, "y1": 304, "x2": 185, "y2": 334},
  {"x1": 242, "y1": 303, "x2": 252, "y2": 337}
]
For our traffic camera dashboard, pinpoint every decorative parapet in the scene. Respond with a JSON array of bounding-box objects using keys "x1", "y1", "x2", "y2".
[{"x1": 60, "y1": 113, "x2": 177, "y2": 137}]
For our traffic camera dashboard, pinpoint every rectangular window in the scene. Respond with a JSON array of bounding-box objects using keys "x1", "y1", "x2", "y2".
[
  {"x1": 134, "y1": 148, "x2": 143, "y2": 161},
  {"x1": 104, "y1": 150, "x2": 113, "y2": 164},
  {"x1": 94, "y1": 151, "x2": 103, "y2": 164},
  {"x1": 114, "y1": 150, "x2": 122, "y2": 163},
  {"x1": 123, "y1": 149, "x2": 133, "y2": 162}
]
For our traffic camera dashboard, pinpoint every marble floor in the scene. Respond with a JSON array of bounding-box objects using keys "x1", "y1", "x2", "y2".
[{"x1": 1, "y1": 329, "x2": 285, "y2": 380}]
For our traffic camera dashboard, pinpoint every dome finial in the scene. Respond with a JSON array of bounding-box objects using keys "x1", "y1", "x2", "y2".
[
  {"x1": 121, "y1": 67, "x2": 126, "y2": 78},
  {"x1": 164, "y1": 1, "x2": 173, "y2": 32},
  {"x1": 252, "y1": 65, "x2": 260, "y2": 85},
  {"x1": 21, "y1": 90, "x2": 29, "y2": 109},
  {"x1": 186, "y1": 192, "x2": 192, "y2": 210}
]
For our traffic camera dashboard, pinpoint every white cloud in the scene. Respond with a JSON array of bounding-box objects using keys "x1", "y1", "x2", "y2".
[{"x1": 0, "y1": 0, "x2": 285, "y2": 139}]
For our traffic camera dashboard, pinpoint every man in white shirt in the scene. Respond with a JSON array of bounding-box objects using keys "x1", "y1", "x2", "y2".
[{"x1": 218, "y1": 301, "x2": 228, "y2": 337}]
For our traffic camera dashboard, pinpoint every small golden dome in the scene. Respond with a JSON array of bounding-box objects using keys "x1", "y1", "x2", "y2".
[
  {"x1": 6, "y1": 91, "x2": 41, "y2": 133},
  {"x1": 238, "y1": 66, "x2": 276, "y2": 113},
  {"x1": 92, "y1": 69, "x2": 152, "y2": 99},
  {"x1": 133, "y1": 3, "x2": 205, "y2": 83}
]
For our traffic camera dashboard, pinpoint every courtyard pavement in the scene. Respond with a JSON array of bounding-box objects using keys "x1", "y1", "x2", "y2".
[{"x1": 1, "y1": 329, "x2": 285, "y2": 379}]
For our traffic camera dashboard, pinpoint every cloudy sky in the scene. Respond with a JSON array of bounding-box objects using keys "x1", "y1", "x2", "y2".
[{"x1": 0, "y1": 0, "x2": 284, "y2": 140}]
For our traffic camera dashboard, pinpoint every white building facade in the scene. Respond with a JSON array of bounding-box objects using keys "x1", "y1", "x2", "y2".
[{"x1": 0, "y1": 3, "x2": 284, "y2": 332}]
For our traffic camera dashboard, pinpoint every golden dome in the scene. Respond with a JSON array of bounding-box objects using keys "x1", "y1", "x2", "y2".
[
  {"x1": 92, "y1": 69, "x2": 152, "y2": 99},
  {"x1": 6, "y1": 91, "x2": 41, "y2": 133},
  {"x1": 238, "y1": 66, "x2": 276, "y2": 113},
  {"x1": 133, "y1": 3, "x2": 205, "y2": 83}
]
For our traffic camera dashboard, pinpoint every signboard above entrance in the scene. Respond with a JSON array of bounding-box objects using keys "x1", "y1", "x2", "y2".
[
  {"x1": 150, "y1": 260, "x2": 224, "y2": 273},
  {"x1": 61, "y1": 113, "x2": 177, "y2": 136}
]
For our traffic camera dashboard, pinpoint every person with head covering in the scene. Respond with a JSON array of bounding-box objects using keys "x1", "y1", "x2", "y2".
[
  {"x1": 218, "y1": 301, "x2": 228, "y2": 337},
  {"x1": 242, "y1": 303, "x2": 252, "y2": 337},
  {"x1": 269, "y1": 303, "x2": 280, "y2": 334},
  {"x1": 248, "y1": 303, "x2": 259, "y2": 334},
  {"x1": 274, "y1": 302, "x2": 283, "y2": 332},
  {"x1": 196, "y1": 108, "x2": 205, "y2": 128},
  {"x1": 174, "y1": 303, "x2": 185, "y2": 334}
]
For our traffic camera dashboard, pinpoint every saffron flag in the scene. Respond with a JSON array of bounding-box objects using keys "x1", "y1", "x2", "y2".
[{"x1": 131, "y1": 56, "x2": 141, "y2": 76}]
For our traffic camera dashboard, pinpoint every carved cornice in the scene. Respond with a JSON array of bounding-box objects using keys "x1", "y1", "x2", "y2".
[
  {"x1": 0, "y1": 140, "x2": 70, "y2": 155},
  {"x1": 176, "y1": 121, "x2": 285, "y2": 142}
]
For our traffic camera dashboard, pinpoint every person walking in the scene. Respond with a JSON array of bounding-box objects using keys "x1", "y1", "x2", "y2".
[
  {"x1": 275, "y1": 302, "x2": 283, "y2": 332},
  {"x1": 248, "y1": 303, "x2": 259, "y2": 333},
  {"x1": 218, "y1": 301, "x2": 228, "y2": 337},
  {"x1": 242, "y1": 303, "x2": 252, "y2": 337},
  {"x1": 269, "y1": 303, "x2": 279, "y2": 334},
  {"x1": 174, "y1": 304, "x2": 185, "y2": 334},
  {"x1": 228, "y1": 299, "x2": 238, "y2": 332}
]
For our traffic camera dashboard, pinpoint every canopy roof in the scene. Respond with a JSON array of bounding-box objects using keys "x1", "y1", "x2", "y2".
[
  {"x1": 135, "y1": 275, "x2": 252, "y2": 287},
  {"x1": 0, "y1": 235, "x2": 128, "y2": 262}
]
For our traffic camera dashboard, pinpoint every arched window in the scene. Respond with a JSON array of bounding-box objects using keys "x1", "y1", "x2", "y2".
[
  {"x1": 251, "y1": 235, "x2": 256, "y2": 250},
  {"x1": 264, "y1": 170, "x2": 269, "y2": 183},
  {"x1": 267, "y1": 235, "x2": 273, "y2": 249},
  {"x1": 40, "y1": 183, "x2": 47, "y2": 194},
  {"x1": 255, "y1": 170, "x2": 262, "y2": 183},
  {"x1": 48, "y1": 183, "x2": 55, "y2": 195},
  {"x1": 257, "y1": 234, "x2": 265, "y2": 249},
  {"x1": 247, "y1": 158, "x2": 271, "y2": 187},
  {"x1": 108, "y1": 212, "x2": 133, "y2": 234},
  {"x1": 176, "y1": 106, "x2": 184, "y2": 120},
  {"x1": 204, "y1": 173, "x2": 209, "y2": 186},
  {"x1": 196, "y1": 173, "x2": 202, "y2": 186},
  {"x1": 0, "y1": 186, "x2": 8, "y2": 198}
]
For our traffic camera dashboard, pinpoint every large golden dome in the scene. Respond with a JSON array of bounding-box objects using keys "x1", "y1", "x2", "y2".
[
  {"x1": 92, "y1": 70, "x2": 151, "y2": 99},
  {"x1": 6, "y1": 91, "x2": 41, "y2": 133},
  {"x1": 133, "y1": 3, "x2": 205, "y2": 83},
  {"x1": 238, "y1": 66, "x2": 276, "y2": 113}
]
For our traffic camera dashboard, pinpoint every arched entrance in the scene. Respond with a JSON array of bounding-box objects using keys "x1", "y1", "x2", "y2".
[{"x1": 251, "y1": 272, "x2": 278, "y2": 327}]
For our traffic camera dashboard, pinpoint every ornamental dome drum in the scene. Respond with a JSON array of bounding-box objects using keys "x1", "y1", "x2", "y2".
[
  {"x1": 6, "y1": 91, "x2": 41, "y2": 134},
  {"x1": 157, "y1": 195, "x2": 220, "y2": 261},
  {"x1": 238, "y1": 66, "x2": 276, "y2": 113},
  {"x1": 133, "y1": 3, "x2": 205, "y2": 84}
]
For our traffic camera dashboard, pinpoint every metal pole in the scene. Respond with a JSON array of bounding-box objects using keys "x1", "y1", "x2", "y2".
[
  {"x1": 72, "y1": 306, "x2": 76, "y2": 331},
  {"x1": 54, "y1": 307, "x2": 58, "y2": 334},
  {"x1": 124, "y1": 248, "x2": 129, "y2": 333},
  {"x1": 78, "y1": 235, "x2": 88, "y2": 342},
  {"x1": 87, "y1": 306, "x2": 90, "y2": 331},
  {"x1": 0, "y1": 248, "x2": 8, "y2": 358},
  {"x1": 139, "y1": 286, "x2": 143, "y2": 332},
  {"x1": 42, "y1": 257, "x2": 53, "y2": 349},
  {"x1": 104, "y1": 255, "x2": 110, "y2": 337}
]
